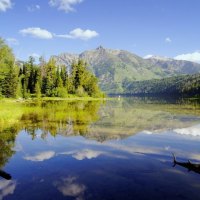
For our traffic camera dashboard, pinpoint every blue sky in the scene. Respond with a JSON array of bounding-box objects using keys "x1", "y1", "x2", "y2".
[{"x1": 1, "y1": 0, "x2": 200, "y2": 63}]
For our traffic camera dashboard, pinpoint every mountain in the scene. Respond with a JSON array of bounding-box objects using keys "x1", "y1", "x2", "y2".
[
  {"x1": 145, "y1": 56, "x2": 200, "y2": 76},
  {"x1": 52, "y1": 46, "x2": 200, "y2": 94}
]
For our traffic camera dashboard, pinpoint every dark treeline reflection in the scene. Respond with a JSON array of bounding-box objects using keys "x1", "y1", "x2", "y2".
[
  {"x1": 119, "y1": 95, "x2": 200, "y2": 106},
  {"x1": 0, "y1": 129, "x2": 16, "y2": 168},
  {"x1": 0, "y1": 127, "x2": 16, "y2": 180}
]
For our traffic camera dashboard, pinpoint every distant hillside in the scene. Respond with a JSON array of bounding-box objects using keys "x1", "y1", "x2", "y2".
[
  {"x1": 123, "y1": 73, "x2": 200, "y2": 97},
  {"x1": 52, "y1": 46, "x2": 200, "y2": 94},
  {"x1": 146, "y1": 56, "x2": 200, "y2": 75}
]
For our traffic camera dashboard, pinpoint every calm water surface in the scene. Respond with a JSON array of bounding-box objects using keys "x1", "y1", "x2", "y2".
[{"x1": 1, "y1": 98, "x2": 200, "y2": 200}]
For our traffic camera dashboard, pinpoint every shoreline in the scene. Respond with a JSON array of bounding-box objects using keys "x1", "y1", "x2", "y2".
[{"x1": 0, "y1": 96, "x2": 112, "y2": 103}]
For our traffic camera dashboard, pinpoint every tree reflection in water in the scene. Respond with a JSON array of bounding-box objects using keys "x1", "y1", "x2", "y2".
[
  {"x1": 0, "y1": 127, "x2": 18, "y2": 180},
  {"x1": 1, "y1": 98, "x2": 200, "y2": 169},
  {"x1": 0, "y1": 100, "x2": 102, "y2": 169}
]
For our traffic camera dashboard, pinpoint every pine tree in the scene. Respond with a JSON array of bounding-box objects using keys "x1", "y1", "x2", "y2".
[
  {"x1": 0, "y1": 37, "x2": 103, "y2": 99},
  {"x1": 4, "y1": 65, "x2": 19, "y2": 98},
  {"x1": 35, "y1": 81, "x2": 41, "y2": 98},
  {"x1": 0, "y1": 38, "x2": 18, "y2": 98}
]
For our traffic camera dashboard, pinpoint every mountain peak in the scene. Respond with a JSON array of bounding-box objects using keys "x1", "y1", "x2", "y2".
[{"x1": 96, "y1": 45, "x2": 105, "y2": 50}]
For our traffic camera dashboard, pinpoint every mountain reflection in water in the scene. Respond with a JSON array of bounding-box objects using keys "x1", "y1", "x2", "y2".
[{"x1": 1, "y1": 98, "x2": 200, "y2": 200}]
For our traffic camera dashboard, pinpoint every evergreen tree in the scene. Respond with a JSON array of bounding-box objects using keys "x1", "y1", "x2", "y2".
[
  {"x1": 42, "y1": 58, "x2": 57, "y2": 96},
  {"x1": 4, "y1": 65, "x2": 18, "y2": 98},
  {"x1": 0, "y1": 38, "x2": 18, "y2": 98},
  {"x1": 35, "y1": 81, "x2": 41, "y2": 98},
  {"x1": 0, "y1": 37, "x2": 103, "y2": 99},
  {"x1": 69, "y1": 59, "x2": 102, "y2": 97}
]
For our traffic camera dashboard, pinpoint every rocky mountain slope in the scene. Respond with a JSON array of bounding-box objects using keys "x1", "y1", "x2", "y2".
[
  {"x1": 146, "y1": 56, "x2": 200, "y2": 76},
  {"x1": 52, "y1": 46, "x2": 200, "y2": 94}
]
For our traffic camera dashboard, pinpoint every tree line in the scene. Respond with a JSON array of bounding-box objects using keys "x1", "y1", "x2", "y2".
[
  {"x1": 0, "y1": 38, "x2": 103, "y2": 98},
  {"x1": 123, "y1": 73, "x2": 200, "y2": 97}
]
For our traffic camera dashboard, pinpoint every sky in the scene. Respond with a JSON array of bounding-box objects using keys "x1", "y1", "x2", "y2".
[{"x1": 0, "y1": 0, "x2": 200, "y2": 63}]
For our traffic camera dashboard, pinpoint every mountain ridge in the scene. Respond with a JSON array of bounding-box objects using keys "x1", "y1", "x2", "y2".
[{"x1": 51, "y1": 46, "x2": 200, "y2": 93}]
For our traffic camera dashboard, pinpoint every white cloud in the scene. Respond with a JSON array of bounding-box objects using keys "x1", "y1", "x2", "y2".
[
  {"x1": 19, "y1": 27, "x2": 98, "y2": 41},
  {"x1": 0, "y1": 180, "x2": 17, "y2": 200},
  {"x1": 54, "y1": 176, "x2": 86, "y2": 199},
  {"x1": 174, "y1": 51, "x2": 200, "y2": 63},
  {"x1": 6, "y1": 38, "x2": 19, "y2": 45},
  {"x1": 24, "y1": 151, "x2": 56, "y2": 162},
  {"x1": 19, "y1": 27, "x2": 53, "y2": 39},
  {"x1": 174, "y1": 124, "x2": 200, "y2": 137},
  {"x1": 49, "y1": 0, "x2": 83, "y2": 13},
  {"x1": 165, "y1": 37, "x2": 172, "y2": 43},
  {"x1": 27, "y1": 4, "x2": 40, "y2": 12},
  {"x1": 0, "y1": 0, "x2": 12, "y2": 12},
  {"x1": 56, "y1": 28, "x2": 99, "y2": 40},
  {"x1": 143, "y1": 55, "x2": 153, "y2": 59}
]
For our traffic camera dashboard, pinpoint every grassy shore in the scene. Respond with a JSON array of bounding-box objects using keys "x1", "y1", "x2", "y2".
[{"x1": 0, "y1": 94, "x2": 112, "y2": 102}]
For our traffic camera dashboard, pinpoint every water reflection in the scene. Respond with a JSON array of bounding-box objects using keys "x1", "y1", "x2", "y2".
[
  {"x1": 173, "y1": 154, "x2": 200, "y2": 175},
  {"x1": 24, "y1": 151, "x2": 56, "y2": 162},
  {"x1": 0, "y1": 180, "x2": 16, "y2": 199},
  {"x1": 54, "y1": 176, "x2": 86, "y2": 200},
  {"x1": 174, "y1": 124, "x2": 200, "y2": 136},
  {"x1": 1, "y1": 98, "x2": 200, "y2": 142},
  {"x1": 0, "y1": 98, "x2": 200, "y2": 199},
  {"x1": 0, "y1": 169, "x2": 11, "y2": 180},
  {"x1": 90, "y1": 98, "x2": 200, "y2": 141},
  {"x1": 0, "y1": 129, "x2": 16, "y2": 183},
  {"x1": 21, "y1": 101, "x2": 101, "y2": 138},
  {"x1": 1, "y1": 98, "x2": 200, "y2": 168},
  {"x1": 0, "y1": 130, "x2": 16, "y2": 168}
]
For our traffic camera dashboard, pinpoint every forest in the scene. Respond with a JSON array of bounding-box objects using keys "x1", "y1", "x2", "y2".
[
  {"x1": 0, "y1": 38, "x2": 103, "y2": 98},
  {"x1": 123, "y1": 73, "x2": 200, "y2": 97},
  {"x1": 2, "y1": 36, "x2": 200, "y2": 99}
]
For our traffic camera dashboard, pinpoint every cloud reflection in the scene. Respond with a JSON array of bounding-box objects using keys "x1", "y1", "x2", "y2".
[
  {"x1": 72, "y1": 149, "x2": 103, "y2": 160},
  {"x1": 174, "y1": 124, "x2": 200, "y2": 137},
  {"x1": 23, "y1": 149, "x2": 106, "y2": 162},
  {"x1": 104, "y1": 142, "x2": 161, "y2": 155},
  {"x1": 59, "y1": 149, "x2": 103, "y2": 160},
  {"x1": 54, "y1": 176, "x2": 86, "y2": 200},
  {"x1": 24, "y1": 151, "x2": 56, "y2": 162},
  {"x1": 142, "y1": 130, "x2": 153, "y2": 135},
  {"x1": 60, "y1": 149, "x2": 127, "y2": 160},
  {"x1": 0, "y1": 180, "x2": 16, "y2": 200},
  {"x1": 141, "y1": 123, "x2": 200, "y2": 137},
  {"x1": 13, "y1": 142, "x2": 23, "y2": 152}
]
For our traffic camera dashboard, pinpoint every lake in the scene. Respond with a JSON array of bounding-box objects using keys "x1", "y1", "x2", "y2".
[{"x1": 1, "y1": 98, "x2": 200, "y2": 200}]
